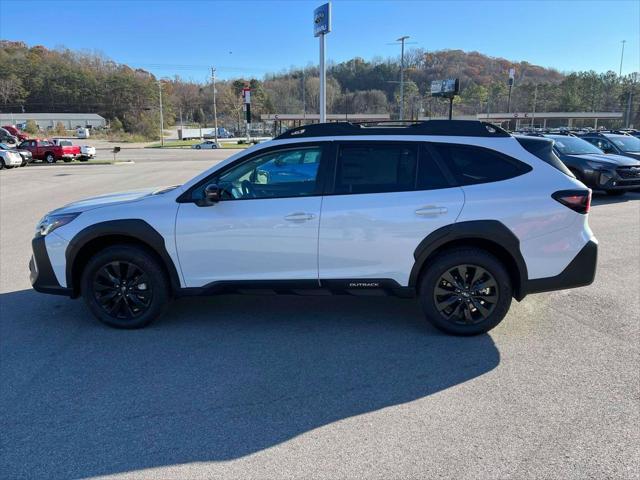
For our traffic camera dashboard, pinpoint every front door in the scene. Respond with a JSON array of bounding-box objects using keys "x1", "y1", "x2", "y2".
[{"x1": 176, "y1": 144, "x2": 328, "y2": 287}]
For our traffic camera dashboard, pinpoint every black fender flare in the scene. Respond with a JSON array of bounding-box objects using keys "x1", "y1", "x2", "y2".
[
  {"x1": 65, "y1": 219, "x2": 182, "y2": 294},
  {"x1": 408, "y1": 220, "x2": 529, "y2": 300}
]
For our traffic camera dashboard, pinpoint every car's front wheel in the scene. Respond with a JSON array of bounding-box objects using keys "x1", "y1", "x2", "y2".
[
  {"x1": 418, "y1": 248, "x2": 512, "y2": 336},
  {"x1": 81, "y1": 245, "x2": 170, "y2": 329}
]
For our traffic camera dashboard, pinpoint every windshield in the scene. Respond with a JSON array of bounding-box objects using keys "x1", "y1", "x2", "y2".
[
  {"x1": 550, "y1": 136, "x2": 603, "y2": 155},
  {"x1": 608, "y1": 135, "x2": 640, "y2": 152}
]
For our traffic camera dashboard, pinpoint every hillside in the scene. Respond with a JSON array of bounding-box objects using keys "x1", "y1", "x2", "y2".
[{"x1": 0, "y1": 40, "x2": 637, "y2": 136}]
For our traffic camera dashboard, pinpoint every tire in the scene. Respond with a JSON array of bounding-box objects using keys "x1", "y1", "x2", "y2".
[
  {"x1": 606, "y1": 190, "x2": 625, "y2": 196},
  {"x1": 80, "y1": 245, "x2": 170, "y2": 329},
  {"x1": 63, "y1": 158, "x2": 72, "y2": 163},
  {"x1": 0, "y1": 159, "x2": 4, "y2": 170},
  {"x1": 195, "y1": 145, "x2": 201, "y2": 149},
  {"x1": 45, "y1": 153, "x2": 56, "y2": 164},
  {"x1": 79, "y1": 156, "x2": 88, "y2": 162},
  {"x1": 418, "y1": 247, "x2": 512, "y2": 336}
]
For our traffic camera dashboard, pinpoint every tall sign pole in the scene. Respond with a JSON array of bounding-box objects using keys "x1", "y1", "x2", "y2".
[
  {"x1": 619, "y1": 40, "x2": 626, "y2": 77},
  {"x1": 507, "y1": 68, "x2": 515, "y2": 114},
  {"x1": 314, "y1": 3, "x2": 331, "y2": 123},
  {"x1": 158, "y1": 80, "x2": 164, "y2": 147}
]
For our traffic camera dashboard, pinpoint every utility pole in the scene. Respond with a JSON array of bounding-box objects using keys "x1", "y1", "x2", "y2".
[
  {"x1": 211, "y1": 67, "x2": 219, "y2": 144},
  {"x1": 619, "y1": 40, "x2": 626, "y2": 77},
  {"x1": 397, "y1": 35, "x2": 410, "y2": 120},
  {"x1": 302, "y1": 70, "x2": 306, "y2": 119},
  {"x1": 531, "y1": 84, "x2": 538, "y2": 127},
  {"x1": 158, "y1": 81, "x2": 164, "y2": 147}
]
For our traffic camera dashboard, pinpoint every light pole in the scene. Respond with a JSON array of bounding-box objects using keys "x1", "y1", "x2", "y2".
[
  {"x1": 211, "y1": 67, "x2": 218, "y2": 143},
  {"x1": 158, "y1": 80, "x2": 164, "y2": 147},
  {"x1": 397, "y1": 35, "x2": 410, "y2": 120},
  {"x1": 619, "y1": 40, "x2": 626, "y2": 77}
]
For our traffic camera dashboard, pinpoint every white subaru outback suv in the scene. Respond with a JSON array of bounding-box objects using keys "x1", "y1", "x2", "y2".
[{"x1": 30, "y1": 121, "x2": 597, "y2": 335}]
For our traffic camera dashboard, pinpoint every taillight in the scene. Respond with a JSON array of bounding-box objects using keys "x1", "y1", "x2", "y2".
[{"x1": 552, "y1": 189, "x2": 591, "y2": 214}]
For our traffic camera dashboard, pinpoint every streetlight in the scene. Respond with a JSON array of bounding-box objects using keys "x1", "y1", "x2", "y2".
[
  {"x1": 397, "y1": 35, "x2": 409, "y2": 120},
  {"x1": 211, "y1": 67, "x2": 218, "y2": 144},
  {"x1": 619, "y1": 40, "x2": 626, "y2": 77}
]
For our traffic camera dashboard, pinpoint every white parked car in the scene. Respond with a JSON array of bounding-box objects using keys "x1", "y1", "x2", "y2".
[
  {"x1": 0, "y1": 149, "x2": 23, "y2": 169},
  {"x1": 79, "y1": 145, "x2": 96, "y2": 160},
  {"x1": 191, "y1": 140, "x2": 220, "y2": 149},
  {"x1": 30, "y1": 121, "x2": 597, "y2": 335}
]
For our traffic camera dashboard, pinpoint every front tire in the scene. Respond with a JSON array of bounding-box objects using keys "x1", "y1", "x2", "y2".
[
  {"x1": 418, "y1": 248, "x2": 512, "y2": 336},
  {"x1": 80, "y1": 245, "x2": 170, "y2": 329}
]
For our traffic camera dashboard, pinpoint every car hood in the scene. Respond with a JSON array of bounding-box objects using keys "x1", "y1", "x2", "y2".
[
  {"x1": 49, "y1": 187, "x2": 164, "y2": 215},
  {"x1": 569, "y1": 153, "x2": 640, "y2": 166}
]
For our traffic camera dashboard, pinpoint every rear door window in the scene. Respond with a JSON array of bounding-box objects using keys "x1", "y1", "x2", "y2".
[
  {"x1": 431, "y1": 143, "x2": 531, "y2": 186},
  {"x1": 334, "y1": 143, "x2": 418, "y2": 194}
]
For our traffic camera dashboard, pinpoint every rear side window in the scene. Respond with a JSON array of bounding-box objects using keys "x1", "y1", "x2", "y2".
[
  {"x1": 335, "y1": 143, "x2": 417, "y2": 194},
  {"x1": 432, "y1": 143, "x2": 531, "y2": 186},
  {"x1": 515, "y1": 137, "x2": 574, "y2": 177}
]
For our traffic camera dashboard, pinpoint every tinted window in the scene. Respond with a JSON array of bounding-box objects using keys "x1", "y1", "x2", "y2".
[
  {"x1": 515, "y1": 136, "x2": 574, "y2": 177},
  {"x1": 335, "y1": 143, "x2": 417, "y2": 194},
  {"x1": 199, "y1": 146, "x2": 323, "y2": 200},
  {"x1": 432, "y1": 143, "x2": 531, "y2": 185},
  {"x1": 417, "y1": 146, "x2": 450, "y2": 189}
]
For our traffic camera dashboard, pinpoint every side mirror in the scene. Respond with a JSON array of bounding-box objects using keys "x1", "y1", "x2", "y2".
[{"x1": 204, "y1": 183, "x2": 221, "y2": 204}]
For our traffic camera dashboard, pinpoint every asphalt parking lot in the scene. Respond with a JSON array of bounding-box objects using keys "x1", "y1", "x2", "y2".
[{"x1": 1, "y1": 155, "x2": 639, "y2": 480}]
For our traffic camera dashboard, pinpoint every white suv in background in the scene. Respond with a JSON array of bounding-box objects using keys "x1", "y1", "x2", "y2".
[{"x1": 30, "y1": 121, "x2": 597, "y2": 335}]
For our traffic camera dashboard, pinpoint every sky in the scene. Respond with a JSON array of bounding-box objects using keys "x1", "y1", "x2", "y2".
[{"x1": 1, "y1": 0, "x2": 638, "y2": 82}]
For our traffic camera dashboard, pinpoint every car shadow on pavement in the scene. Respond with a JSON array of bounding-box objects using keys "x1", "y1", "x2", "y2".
[{"x1": 1, "y1": 289, "x2": 499, "y2": 479}]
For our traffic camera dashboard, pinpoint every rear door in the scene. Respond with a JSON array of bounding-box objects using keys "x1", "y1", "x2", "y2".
[{"x1": 318, "y1": 141, "x2": 464, "y2": 286}]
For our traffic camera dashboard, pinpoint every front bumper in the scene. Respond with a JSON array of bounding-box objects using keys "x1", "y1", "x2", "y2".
[
  {"x1": 523, "y1": 240, "x2": 598, "y2": 295},
  {"x1": 30, "y1": 236, "x2": 73, "y2": 296},
  {"x1": 582, "y1": 167, "x2": 640, "y2": 190}
]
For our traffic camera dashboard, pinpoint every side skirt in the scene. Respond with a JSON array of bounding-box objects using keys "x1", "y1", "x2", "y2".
[{"x1": 176, "y1": 279, "x2": 416, "y2": 298}]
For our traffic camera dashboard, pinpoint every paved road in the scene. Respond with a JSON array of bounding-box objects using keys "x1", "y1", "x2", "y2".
[{"x1": 1, "y1": 161, "x2": 639, "y2": 480}]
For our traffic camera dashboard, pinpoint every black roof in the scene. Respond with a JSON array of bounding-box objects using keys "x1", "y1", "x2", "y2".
[{"x1": 274, "y1": 120, "x2": 511, "y2": 140}]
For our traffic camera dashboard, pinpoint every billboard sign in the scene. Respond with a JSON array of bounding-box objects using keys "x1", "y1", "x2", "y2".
[
  {"x1": 430, "y1": 78, "x2": 460, "y2": 98},
  {"x1": 314, "y1": 3, "x2": 331, "y2": 37}
]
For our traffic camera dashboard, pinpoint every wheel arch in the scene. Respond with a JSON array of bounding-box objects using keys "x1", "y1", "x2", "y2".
[
  {"x1": 66, "y1": 219, "x2": 181, "y2": 297},
  {"x1": 409, "y1": 220, "x2": 529, "y2": 301}
]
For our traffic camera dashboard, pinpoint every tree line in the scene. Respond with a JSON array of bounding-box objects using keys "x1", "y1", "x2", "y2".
[{"x1": 0, "y1": 40, "x2": 637, "y2": 139}]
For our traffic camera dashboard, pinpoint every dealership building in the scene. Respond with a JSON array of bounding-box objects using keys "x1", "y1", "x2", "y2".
[{"x1": 0, "y1": 113, "x2": 107, "y2": 130}]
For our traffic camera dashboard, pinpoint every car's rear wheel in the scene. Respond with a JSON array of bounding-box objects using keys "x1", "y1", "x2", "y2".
[
  {"x1": 81, "y1": 245, "x2": 170, "y2": 329},
  {"x1": 418, "y1": 248, "x2": 512, "y2": 336},
  {"x1": 195, "y1": 145, "x2": 201, "y2": 149},
  {"x1": 63, "y1": 158, "x2": 72, "y2": 163},
  {"x1": 45, "y1": 153, "x2": 56, "y2": 164}
]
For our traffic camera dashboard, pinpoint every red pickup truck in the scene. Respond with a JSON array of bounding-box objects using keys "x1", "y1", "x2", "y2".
[{"x1": 18, "y1": 139, "x2": 81, "y2": 163}]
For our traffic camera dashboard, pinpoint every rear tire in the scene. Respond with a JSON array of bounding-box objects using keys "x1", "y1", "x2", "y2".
[
  {"x1": 80, "y1": 245, "x2": 170, "y2": 329},
  {"x1": 45, "y1": 153, "x2": 56, "y2": 164},
  {"x1": 0, "y1": 159, "x2": 4, "y2": 170},
  {"x1": 418, "y1": 248, "x2": 512, "y2": 336}
]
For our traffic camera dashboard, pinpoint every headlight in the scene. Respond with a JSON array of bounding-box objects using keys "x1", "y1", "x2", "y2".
[
  {"x1": 586, "y1": 160, "x2": 612, "y2": 170},
  {"x1": 36, "y1": 212, "x2": 80, "y2": 237}
]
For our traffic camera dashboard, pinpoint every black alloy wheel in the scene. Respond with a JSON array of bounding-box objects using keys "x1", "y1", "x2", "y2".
[
  {"x1": 433, "y1": 264, "x2": 498, "y2": 325},
  {"x1": 93, "y1": 261, "x2": 153, "y2": 320},
  {"x1": 81, "y1": 245, "x2": 170, "y2": 328},
  {"x1": 419, "y1": 247, "x2": 512, "y2": 335}
]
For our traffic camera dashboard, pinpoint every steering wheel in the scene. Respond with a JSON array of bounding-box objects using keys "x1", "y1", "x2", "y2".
[{"x1": 240, "y1": 180, "x2": 257, "y2": 198}]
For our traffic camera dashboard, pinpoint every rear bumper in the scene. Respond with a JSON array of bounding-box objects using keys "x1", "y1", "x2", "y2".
[
  {"x1": 30, "y1": 236, "x2": 73, "y2": 296},
  {"x1": 523, "y1": 240, "x2": 598, "y2": 295}
]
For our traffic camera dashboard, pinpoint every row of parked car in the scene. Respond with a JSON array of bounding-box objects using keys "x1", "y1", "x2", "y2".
[
  {"x1": 0, "y1": 124, "x2": 96, "y2": 170},
  {"x1": 519, "y1": 130, "x2": 640, "y2": 195}
]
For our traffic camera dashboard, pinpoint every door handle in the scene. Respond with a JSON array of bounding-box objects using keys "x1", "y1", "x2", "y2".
[
  {"x1": 284, "y1": 212, "x2": 315, "y2": 222},
  {"x1": 415, "y1": 206, "x2": 447, "y2": 217}
]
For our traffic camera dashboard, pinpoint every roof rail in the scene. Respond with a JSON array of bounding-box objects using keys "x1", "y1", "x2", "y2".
[{"x1": 274, "y1": 120, "x2": 511, "y2": 140}]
